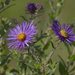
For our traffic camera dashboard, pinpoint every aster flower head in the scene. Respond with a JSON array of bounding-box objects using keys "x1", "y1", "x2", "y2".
[
  {"x1": 27, "y1": 3, "x2": 36, "y2": 14},
  {"x1": 51, "y1": 21, "x2": 75, "y2": 46},
  {"x1": 7, "y1": 21, "x2": 38, "y2": 50},
  {"x1": 36, "y1": 4, "x2": 43, "y2": 10}
]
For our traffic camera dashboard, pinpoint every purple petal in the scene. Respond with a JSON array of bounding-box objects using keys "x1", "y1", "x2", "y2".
[
  {"x1": 23, "y1": 22, "x2": 26, "y2": 33},
  {"x1": 68, "y1": 37, "x2": 75, "y2": 41},
  {"x1": 7, "y1": 38, "x2": 17, "y2": 41},
  {"x1": 63, "y1": 23, "x2": 65, "y2": 29},
  {"x1": 65, "y1": 39, "x2": 71, "y2": 46},
  {"x1": 15, "y1": 24, "x2": 22, "y2": 33},
  {"x1": 67, "y1": 28, "x2": 74, "y2": 34},
  {"x1": 65, "y1": 24, "x2": 70, "y2": 31}
]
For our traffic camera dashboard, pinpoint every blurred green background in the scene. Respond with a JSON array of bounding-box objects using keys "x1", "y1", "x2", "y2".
[{"x1": 0, "y1": 0, "x2": 75, "y2": 75}]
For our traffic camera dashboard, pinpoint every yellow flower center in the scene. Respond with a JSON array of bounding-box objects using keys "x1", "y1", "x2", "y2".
[
  {"x1": 17, "y1": 33, "x2": 26, "y2": 41},
  {"x1": 60, "y1": 30, "x2": 68, "y2": 38}
]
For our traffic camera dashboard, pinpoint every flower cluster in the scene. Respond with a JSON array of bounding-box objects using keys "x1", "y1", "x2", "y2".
[
  {"x1": 27, "y1": 3, "x2": 43, "y2": 14},
  {"x1": 7, "y1": 3, "x2": 75, "y2": 51}
]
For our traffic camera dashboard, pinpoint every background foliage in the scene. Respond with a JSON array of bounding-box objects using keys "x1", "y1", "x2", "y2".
[{"x1": 0, "y1": 0, "x2": 75, "y2": 75}]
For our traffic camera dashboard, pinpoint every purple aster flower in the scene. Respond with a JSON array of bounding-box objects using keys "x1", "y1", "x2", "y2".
[
  {"x1": 7, "y1": 21, "x2": 38, "y2": 50},
  {"x1": 27, "y1": 3, "x2": 36, "y2": 14},
  {"x1": 51, "y1": 21, "x2": 75, "y2": 46}
]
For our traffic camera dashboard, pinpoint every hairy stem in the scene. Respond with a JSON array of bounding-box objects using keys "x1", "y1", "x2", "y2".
[{"x1": 43, "y1": 40, "x2": 61, "y2": 69}]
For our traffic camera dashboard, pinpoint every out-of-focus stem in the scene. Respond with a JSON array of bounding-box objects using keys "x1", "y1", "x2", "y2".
[
  {"x1": 67, "y1": 47, "x2": 75, "y2": 71},
  {"x1": 45, "y1": 27, "x2": 51, "y2": 45},
  {"x1": 67, "y1": 61, "x2": 71, "y2": 71},
  {"x1": 0, "y1": 4, "x2": 16, "y2": 13},
  {"x1": 0, "y1": 4, "x2": 6, "y2": 10}
]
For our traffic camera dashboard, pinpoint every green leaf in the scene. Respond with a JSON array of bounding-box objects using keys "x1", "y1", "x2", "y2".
[
  {"x1": 51, "y1": 63, "x2": 59, "y2": 74},
  {"x1": 35, "y1": 33, "x2": 47, "y2": 43},
  {"x1": 49, "y1": 13, "x2": 54, "y2": 21},
  {"x1": 49, "y1": 1, "x2": 54, "y2": 13},
  {"x1": 64, "y1": 43, "x2": 71, "y2": 57},
  {"x1": 35, "y1": 63, "x2": 41, "y2": 67},
  {"x1": 50, "y1": 41, "x2": 55, "y2": 49},
  {"x1": 49, "y1": 29, "x2": 54, "y2": 34},
  {"x1": 69, "y1": 54, "x2": 75, "y2": 61},
  {"x1": 0, "y1": 19, "x2": 1, "y2": 24},
  {"x1": 52, "y1": 68, "x2": 56, "y2": 74},
  {"x1": 0, "y1": 4, "x2": 16, "y2": 13},
  {"x1": 1, "y1": 65, "x2": 9, "y2": 75},
  {"x1": 24, "y1": 64, "x2": 27, "y2": 75},
  {"x1": 0, "y1": 52, "x2": 12, "y2": 66},
  {"x1": 55, "y1": 7, "x2": 62, "y2": 17},
  {"x1": 25, "y1": 63, "x2": 37, "y2": 71},
  {"x1": 0, "y1": 2, "x2": 4, "y2": 7},
  {"x1": 49, "y1": 1, "x2": 54, "y2": 7},
  {"x1": 0, "y1": 24, "x2": 9, "y2": 37},
  {"x1": 57, "y1": 0, "x2": 64, "y2": 5},
  {"x1": 71, "y1": 41, "x2": 75, "y2": 46},
  {"x1": 69, "y1": 66, "x2": 75, "y2": 73},
  {"x1": 10, "y1": 69, "x2": 19, "y2": 74},
  {"x1": 20, "y1": 16, "x2": 28, "y2": 21},
  {"x1": 46, "y1": 70, "x2": 50, "y2": 75},
  {"x1": 59, "y1": 62, "x2": 69, "y2": 75},
  {"x1": 6, "y1": 71, "x2": 13, "y2": 75},
  {"x1": 5, "y1": 0, "x2": 10, "y2": 5},
  {"x1": 43, "y1": 51, "x2": 53, "y2": 65},
  {"x1": 43, "y1": 40, "x2": 50, "y2": 50},
  {"x1": 46, "y1": 63, "x2": 59, "y2": 75},
  {"x1": 58, "y1": 55, "x2": 66, "y2": 67}
]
